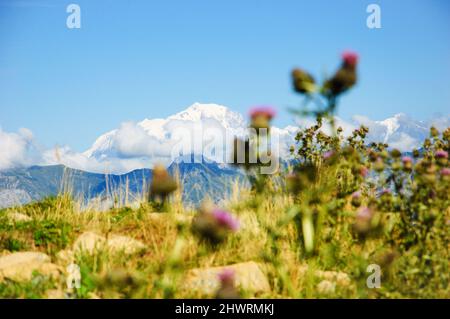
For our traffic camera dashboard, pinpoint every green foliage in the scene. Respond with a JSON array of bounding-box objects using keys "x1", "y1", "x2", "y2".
[
  {"x1": 0, "y1": 237, "x2": 28, "y2": 251},
  {"x1": 33, "y1": 219, "x2": 73, "y2": 250},
  {"x1": 0, "y1": 275, "x2": 56, "y2": 299}
]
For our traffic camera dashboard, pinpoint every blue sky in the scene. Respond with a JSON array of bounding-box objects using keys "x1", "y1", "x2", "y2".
[{"x1": 0, "y1": 0, "x2": 449, "y2": 151}]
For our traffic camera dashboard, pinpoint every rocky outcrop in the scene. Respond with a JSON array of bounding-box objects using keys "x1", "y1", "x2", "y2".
[
  {"x1": 183, "y1": 261, "x2": 270, "y2": 296},
  {"x1": 0, "y1": 252, "x2": 61, "y2": 282}
]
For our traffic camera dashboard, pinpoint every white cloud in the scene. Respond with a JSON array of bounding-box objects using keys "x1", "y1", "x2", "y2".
[
  {"x1": 428, "y1": 116, "x2": 450, "y2": 132},
  {"x1": 0, "y1": 127, "x2": 38, "y2": 170},
  {"x1": 388, "y1": 133, "x2": 419, "y2": 152}
]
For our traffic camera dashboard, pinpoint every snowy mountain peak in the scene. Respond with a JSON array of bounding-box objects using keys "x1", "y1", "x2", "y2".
[{"x1": 168, "y1": 102, "x2": 246, "y2": 128}]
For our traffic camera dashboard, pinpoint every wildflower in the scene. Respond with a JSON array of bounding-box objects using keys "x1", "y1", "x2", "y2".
[
  {"x1": 149, "y1": 164, "x2": 178, "y2": 203},
  {"x1": 249, "y1": 106, "x2": 276, "y2": 132},
  {"x1": 390, "y1": 149, "x2": 402, "y2": 158},
  {"x1": 292, "y1": 68, "x2": 316, "y2": 94},
  {"x1": 435, "y1": 150, "x2": 448, "y2": 159},
  {"x1": 342, "y1": 51, "x2": 359, "y2": 67},
  {"x1": 402, "y1": 156, "x2": 412, "y2": 164},
  {"x1": 435, "y1": 150, "x2": 448, "y2": 166},
  {"x1": 353, "y1": 206, "x2": 378, "y2": 237},
  {"x1": 323, "y1": 51, "x2": 358, "y2": 97},
  {"x1": 441, "y1": 167, "x2": 450, "y2": 181},
  {"x1": 215, "y1": 269, "x2": 240, "y2": 299},
  {"x1": 213, "y1": 209, "x2": 240, "y2": 231},
  {"x1": 402, "y1": 156, "x2": 413, "y2": 171},
  {"x1": 351, "y1": 191, "x2": 362, "y2": 207},
  {"x1": 192, "y1": 206, "x2": 239, "y2": 244},
  {"x1": 359, "y1": 166, "x2": 369, "y2": 177},
  {"x1": 430, "y1": 126, "x2": 439, "y2": 137},
  {"x1": 373, "y1": 157, "x2": 384, "y2": 172},
  {"x1": 323, "y1": 150, "x2": 335, "y2": 160}
]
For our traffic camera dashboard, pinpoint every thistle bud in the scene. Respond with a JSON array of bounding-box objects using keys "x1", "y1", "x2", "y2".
[
  {"x1": 359, "y1": 166, "x2": 369, "y2": 178},
  {"x1": 430, "y1": 126, "x2": 439, "y2": 137},
  {"x1": 440, "y1": 167, "x2": 450, "y2": 181},
  {"x1": 149, "y1": 164, "x2": 178, "y2": 202},
  {"x1": 351, "y1": 191, "x2": 362, "y2": 207},
  {"x1": 353, "y1": 207, "x2": 375, "y2": 237},
  {"x1": 435, "y1": 150, "x2": 448, "y2": 159},
  {"x1": 249, "y1": 106, "x2": 276, "y2": 133},
  {"x1": 373, "y1": 158, "x2": 384, "y2": 172},
  {"x1": 435, "y1": 150, "x2": 448, "y2": 166},
  {"x1": 323, "y1": 51, "x2": 358, "y2": 97},
  {"x1": 390, "y1": 149, "x2": 401, "y2": 158},
  {"x1": 292, "y1": 68, "x2": 316, "y2": 94},
  {"x1": 402, "y1": 156, "x2": 413, "y2": 171}
]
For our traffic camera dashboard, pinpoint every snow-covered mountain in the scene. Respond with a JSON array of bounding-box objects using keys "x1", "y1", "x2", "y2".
[
  {"x1": 350, "y1": 113, "x2": 437, "y2": 150},
  {"x1": 38, "y1": 103, "x2": 449, "y2": 174},
  {"x1": 80, "y1": 103, "x2": 296, "y2": 174}
]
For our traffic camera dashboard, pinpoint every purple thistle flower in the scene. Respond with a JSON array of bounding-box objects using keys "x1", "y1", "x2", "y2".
[
  {"x1": 213, "y1": 209, "x2": 240, "y2": 231},
  {"x1": 323, "y1": 150, "x2": 335, "y2": 160},
  {"x1": 342, "y1": 51, "x2": 359, "y2": 67},
  {"x1": 218, "y1": 269, "x2": 235, "y2": 284},
  {"x1": 352, "y1": 191, "x2": 362, "y2": 199},
  {"x1": 402, "y1": 156, "x2": 412, "y2": 164},
  {"x1": 249, "y1": 106, "x2": 276, "y2": 120},
  {"x1": 360, "y1": 166, "x2": 369, "y2": 177},
  {"x1": 435, "y1": 150, "x2": 448, "y2": 159},
  {"x1": 441, "y1": 168, "x2": 450, "y2": 176},
  {"x1": 356, "y1": 207, "x2": 373, "y2": 220}
]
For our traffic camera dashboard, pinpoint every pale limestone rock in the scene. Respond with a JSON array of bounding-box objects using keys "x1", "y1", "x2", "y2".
[
  {"x1": 317, "y1": 280, "x2": 336, "y2": 294},
  {"x1": 73, "y1": 232, "x2": 146, "y2": 255},
  {"x1": 183, "y1": 261, "x2": 270, "y2": 296},
  {"x1": 73, "y1": 232, "x2": 106, "y2": 253},
  {"x1": 56, "y1": 249, "x2": 75, "y2": 265},
  {"x1": 7, "y1": 212, "x2": 32, "y2": 222},
  {"x1": 107, "y1": 235, "x2": 147, "y2": 255},
  {"x1": 46, "y1": 289, "x2": 66, "y2": 299},
  {"x1": 298, "y1": 264, "x2": 351, "y2": 287},
  {"x1": 0, "y1": 252, "x2": 61, "y2": 282},
  {"x1": 87, "y1": 292, "x2": 101, "y2": 299},
  {"x1": 315, "y1": 270, "x2": 351, "y2": 286}
]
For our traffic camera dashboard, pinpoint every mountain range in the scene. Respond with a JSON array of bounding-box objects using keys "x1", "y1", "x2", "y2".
[
  {"x1": 40, "y1": 103, "x2": 447, "y2": 175},
  {"x1": 0, "y1": 158, "x2": 245, "y2": 209},
  {"x1": 1, "y1": 103, "x2": 448, "y2": 208}
]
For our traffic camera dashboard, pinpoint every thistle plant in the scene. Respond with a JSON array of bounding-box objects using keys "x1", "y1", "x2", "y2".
[
  {"x1": 148, "y1": 164, "x2": 178, "y2": 211},
  {"x1": 231, "y1": 106, "x2": 278, "y2": 194},
  {"x1": 291, "y1": 51, "x2": 359, "y2": 128},
  {"x1": 191, "y1": 204, "x2": 239, "y2": 245}
]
